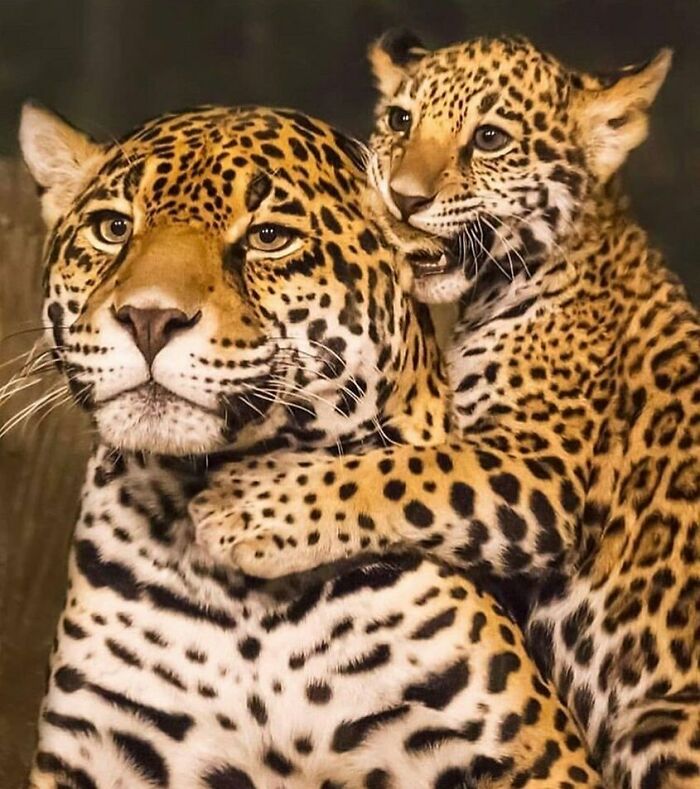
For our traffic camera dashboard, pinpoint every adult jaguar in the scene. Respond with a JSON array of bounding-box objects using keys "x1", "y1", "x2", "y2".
[
  {"x1": 19, "y1": 104, "x2": 600, "y2": 787},
  {"x1": 190, "y1": 36, "x2": 700, "y2": 789}
]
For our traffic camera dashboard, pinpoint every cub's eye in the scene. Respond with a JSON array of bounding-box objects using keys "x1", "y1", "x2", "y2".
[
  {"x1": 247, "y1": 224, "x2": 295, "y2": 253},
  {"x1": 387, "y1": 106, "x2": 412, "y2": 133},
  {"x1": 92, "y1": 212, "x2": 133, "y2": 245},
  {"x1": 473, "y1": 125, "x2": 512, "y2": 153}
]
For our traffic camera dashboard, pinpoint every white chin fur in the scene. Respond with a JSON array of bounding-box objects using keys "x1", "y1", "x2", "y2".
[
  {"x1": 412, "y1": 265, "x2": 469, "y2": 305},
  {"x1": 95, "y1": 389, "x2": 226, "y2": 455}
]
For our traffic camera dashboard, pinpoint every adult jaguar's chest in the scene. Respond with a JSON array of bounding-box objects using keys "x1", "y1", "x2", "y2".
[{"x1": 36, "y1": 449, "x2": 530, "y2": 789}]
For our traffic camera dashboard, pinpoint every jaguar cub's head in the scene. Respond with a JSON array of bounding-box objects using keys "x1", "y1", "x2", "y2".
[
  {"x1": 368, "y1": 32, "x2": 671, "y2": 302},
  {"x1": 20, "y1": 104, "x2": 429, "y2": 456}
]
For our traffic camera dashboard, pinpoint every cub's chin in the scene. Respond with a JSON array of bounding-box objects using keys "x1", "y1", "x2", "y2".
[
  {"x1": 412, "y1": 260, "x2": 471, "y2": 304},
  {"x1": 95, "y1": 386, "x2": 227, "y2": 456}
]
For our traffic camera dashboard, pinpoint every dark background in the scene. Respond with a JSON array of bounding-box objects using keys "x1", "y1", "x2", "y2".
[
  {"x1": 0, "y1": 2, "x2": 697, "y2": 786},
  {"x1": 0, "y1": 0, "x2": 698, "y2": 297}
]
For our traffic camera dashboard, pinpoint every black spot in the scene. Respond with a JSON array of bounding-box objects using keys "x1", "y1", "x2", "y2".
[
  {"x1": 471, "y1": 755, "x2": 512, "y2": 782},
  {"x1": 63, "y1": 618, "x2": 87, "y2": 639},
  {"x1": 365, "y1": 769, "x2": 391, "y2": 789},
  {"x1": 529, "y1": 621, "x2": 554, "y2": 678},
  {"x1": 487, "y1": 651, "x2": 521, "y2": 693},
  {"x1": 320, "y1": 206, "x2": 342, "y2": 233},
  {"x1": 435, "y1": 767, "x2": 469, "y2": 789},
  {"x1": 332, "y1": 705, "x2": 410, "y2": 752},
  {"x1": 436, "y1": 452, "x2": 453, "y2": 473},
  {"x1": 534, "y1": 139, "x2": 559, "y2": 162},
  {"x1": 631, "y1": 723, "x2": 679, "y2": 754},
  {"x1": 54, "y1": 665, "x2": 86, "y2": 692},
  {"x1": 106, "y1": 638, "x2": 142, "y2": 668},
  {"x1": 338, "y1": 643, "x2": 391, "y2": 674},
  {"x1": 238, "y1": 636, "x2": 261, "y2": 661},
  {"x1": 403, "y1": 659, "x2": 470, "y2": 710},
  {"x1": 47, "y1": 301, "x2": 65, "y2": 346},
  {"x1": 288, "y1": 308, "x2": 310, "y2": 323},
  {"x1": 531, "y1": 739, "x2": 562, "y2": 779},
  {"x1": 573, "y1": 686, "x2": 594, "y2": 728},
  {"x1": 450, "y1": 482, "x2": 474, "y2": 518},
  {"x1": 247, "y1": 693, "x2": 268, "y2": 725},
  {"x1": 469, "y1": 612, "x2": 487, "y2": 643},
  {"x1": 358, "y1": 229, "x2": 379, "y2": 253},
  {"x1": 490, "y1": 472, "x2": 521, "y2": 504},
  {"x1": 499, "y1": 712, "x2": 522, "y2": 742},
  {"x1": 75, "y1": 540, "x2": 141, "y2": 600},
  {"x1": 144, "y1": 582, "x2": 235, "y2": 628},
  {"x1": 111, "y1": 731, "x2": 168, "y2": 785},
  {"x1": 306, "y1": 680, "x2": 332, "y2": 704},
  {"x1": 264, "y1": 748, "x2": 296, "y2": 776},
  {"x1": 339, "y1": 482, "x2": 358, "y2": 500},
  {"x1": 404, "y1": 499, "x2": 434, "y2": 528},
  {"x1": 202, "y1": 764, "x2": 256, "y2": 789},
  {"x1": 384, "y1": 479, "x2": 406, "y2": 500},
  {"x1": 411, "y1": 607, "x2": 457, "y2": 640},
  {"x1": 405, "y1": 726, "x2": 464, "y2": 752},
  {"x1": 497, "y1": 505, "x2": 527, "y2": 541},
  {"x1": 43, "y1": 710, "x2": 97, "y2": 737}
]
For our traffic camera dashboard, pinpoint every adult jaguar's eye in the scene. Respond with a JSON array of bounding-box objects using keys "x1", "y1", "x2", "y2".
[
  {"x1": 247, "y1": 224, "x2": 295, "y2": 253},
  {"x1": 387, "y1": 106, "x2": 412, "y2": 133},
  {"x1": 92, "y1": 212, "x2": 133, "y2": 245},
  {"x1": 473, "y1": 125, "x2": 512, "y2": 153}
]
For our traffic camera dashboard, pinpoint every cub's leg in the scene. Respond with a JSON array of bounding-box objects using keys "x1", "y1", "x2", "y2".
[{"x1": 192, "y1": 438, "x2": 580, "y2": 579}]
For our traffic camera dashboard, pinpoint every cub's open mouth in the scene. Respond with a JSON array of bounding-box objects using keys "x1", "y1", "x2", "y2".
[
  {"x1": 405, "y1": 245, "x2": 460, "y2": 279},
  {"x1": 405, "y1": 224, "x2": 496, "y2": 281}
]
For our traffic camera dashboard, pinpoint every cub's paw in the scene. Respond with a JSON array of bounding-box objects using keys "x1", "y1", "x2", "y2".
[
  {"x1": 189, "y1": 495, "x2": 247, "y2": 564},
  {"x1": 188, "y1": 472, "x2": 328, "y2": 577},
  {"x1": 229, "y1": 529, "x2": 324, "y2": 578}
]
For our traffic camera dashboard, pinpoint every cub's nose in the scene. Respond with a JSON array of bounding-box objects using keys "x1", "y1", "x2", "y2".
[
  {"x1": 114, "y1": 305, "x2": 201, "y2": 366},
  {"x1": 390, "y1": 189, "x2": 435, "y2": 221}
]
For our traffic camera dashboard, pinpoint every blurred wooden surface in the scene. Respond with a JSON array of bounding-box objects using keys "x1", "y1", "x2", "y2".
[{"x1": 0, "y1": 159, "x2": 91, "y2": 788}]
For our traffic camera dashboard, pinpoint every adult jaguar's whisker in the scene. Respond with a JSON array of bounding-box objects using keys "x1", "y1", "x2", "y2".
[{"x1": 0, "y1": 384, "x2": 69, "y2": 438}]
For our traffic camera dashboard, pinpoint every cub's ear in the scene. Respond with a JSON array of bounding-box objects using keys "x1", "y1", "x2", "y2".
[
  {"x1": 574, "y1": 49, "x2": 672, "y2": 182},
  {"x1": 19, "y1": 101, "x2": 104, "y2": 226},
  {"x1": 369, "y1": 29, "x2": 429, "y2": 98}
]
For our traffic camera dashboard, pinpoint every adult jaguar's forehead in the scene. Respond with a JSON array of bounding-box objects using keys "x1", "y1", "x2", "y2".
[{"x1": 89, "y1": 107, "x2": 362, "y2": 221}]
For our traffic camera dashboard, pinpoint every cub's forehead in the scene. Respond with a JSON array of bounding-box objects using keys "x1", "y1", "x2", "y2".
[{"x1": 411, "y1": 37, "x2": 569, "y2": 101}]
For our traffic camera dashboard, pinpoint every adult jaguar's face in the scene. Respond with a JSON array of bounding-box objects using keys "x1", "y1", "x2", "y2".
[
  {"x1": 20, "y1": 105, "x2": 409, "y2": 455},
  {"x1": 368, "y1": 33, "x2": 670, "y2": 302}
]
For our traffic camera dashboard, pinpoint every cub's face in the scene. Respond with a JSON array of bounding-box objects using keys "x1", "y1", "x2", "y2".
[
  {"x1": 368, "y1": 33, "x2": 670, "y2": 302},
  {"x1": 20, "y1": 105, "x2": 408, "y2": 455}
]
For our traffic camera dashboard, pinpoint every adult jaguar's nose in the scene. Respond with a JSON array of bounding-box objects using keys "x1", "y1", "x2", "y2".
[
  {"x1": 390, "y1": 189, "x2": 435, "y2": 221},
  {"x1": 114, "y1": 305, "x2": 201, "y2": 366}
]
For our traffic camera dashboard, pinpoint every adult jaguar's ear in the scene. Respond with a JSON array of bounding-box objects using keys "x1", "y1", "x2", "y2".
[
  {"x1": 369, "y1": 29, "x2": 429, "y2": 98},
  {"x1": 574, "y1": 49, "x2": 672, "y2": 182},
  {"x1": 19, "y1": 101, "x2": 104, "y2": 227}
]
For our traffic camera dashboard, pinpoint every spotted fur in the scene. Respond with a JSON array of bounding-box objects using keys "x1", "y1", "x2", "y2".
[
  {"x1": 19, "y1": 105, "x2": 601, "y2": 788},
  {"x1": 191, "y1": 37, "x2": 699, "y2": 789}
]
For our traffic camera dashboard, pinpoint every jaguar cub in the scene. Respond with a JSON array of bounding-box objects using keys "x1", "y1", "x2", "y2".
[{"x1": 192, "y1": 36, "x2": 699, "y2": 789}]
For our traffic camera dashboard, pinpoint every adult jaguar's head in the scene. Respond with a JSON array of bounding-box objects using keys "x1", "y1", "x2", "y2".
[
  {"x1": 20, "y1": 105, "x2": 440, "y2": 455},
  {"x1": 368, "y1": 32, "x2": 671, "y2": 302}
]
